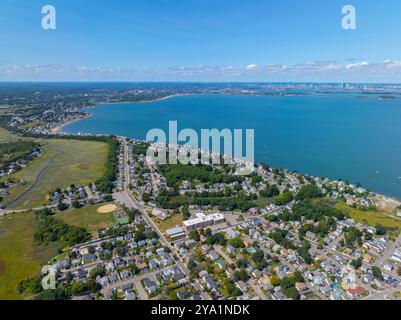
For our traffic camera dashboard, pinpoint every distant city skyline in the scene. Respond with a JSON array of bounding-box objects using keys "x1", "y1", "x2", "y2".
[{"x1": 1, "y1": 0, "x2": 401, "y2": 82}]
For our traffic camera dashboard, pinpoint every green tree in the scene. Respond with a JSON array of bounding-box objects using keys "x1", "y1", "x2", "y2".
[
  {"x1": 295, "y1": 184, "x2": 322, "y2": 201},
  {"x1": 350, "y1": 257, "x2": 363, "y2": 270},
  {"x1": 189, "y1": 230, "x2": 200, "y2": 242},
  {"x1": 375, "y1": 224, "x2": 387, "y2": 235},
  {"x1": 372, "y1": 266, "x2": 384, "y2": 281},
  {"x1": 228, "y1": 237, "x2": 245, "y2": 249},
  {"x1": 284, "y1": 287, "x2": 300, "y2": 300}
]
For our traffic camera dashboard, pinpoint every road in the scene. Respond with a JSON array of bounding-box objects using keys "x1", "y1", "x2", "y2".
[
  {"x1": 374, "y1": 232, "x2": 401, "y2": 268},
  {"x1": 117, "y1": 139, "x2": 211, "y2": 300},
  {"x1": 0, "y1": 204, "x2": 56, "y2": 216},
  {"x1": 4, "y1": 154, "x2": 57, "y2": 209},
  {"x1": 101, "y1": 266, "x2": 171, "y2": 300},
  {"x1": 248, "y1": 279, "x2": 268, "y2": 300},
  {"x1": 215, "y1": 245, "x2": 235, "y2": 265},
  {"x1": 362, "y1": 286, "x2": 400, "y2": 300}
]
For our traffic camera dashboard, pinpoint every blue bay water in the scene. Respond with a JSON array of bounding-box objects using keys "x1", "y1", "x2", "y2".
[{"x1": 63, "y1": 94, "x2": 401, "y2": 199}]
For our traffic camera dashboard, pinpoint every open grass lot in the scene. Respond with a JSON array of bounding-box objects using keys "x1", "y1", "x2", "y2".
[
  {"x1": 0, "y1": 213, "x2": 58, "y2": 300},
  {"x1": 18, "y1": 121, "x2": 44, "y2": 129},
  {"x1": 55, "y1": 203, "x2": 116, "y2": 238},
  {"x1": 0, "y1": 127, "x2": 21, "y2": 142},
  {"x1": 2, "y1": 138, "x2": 108, "y2": 209},
  {"x1": 335, "y1": 202, "x2": 401, "y2": 234},
  {"x1": 154, "y1": 213, "x2": 184, "y2": 233}
]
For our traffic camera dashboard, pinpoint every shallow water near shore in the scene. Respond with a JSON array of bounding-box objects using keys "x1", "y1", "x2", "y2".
[{"x1": 63, "y1": 93, "x2": 401, "y2": 199}]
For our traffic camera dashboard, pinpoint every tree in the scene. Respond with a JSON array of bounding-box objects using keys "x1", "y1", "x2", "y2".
[
  {"x1": 298, "y1": 245, "x2": 312, "y2": 264},
  {"x1": 187, "y1": 260, "x2": 196, "y2": 270},
  {"x1": 66, "y1": 272, "x2": 73, "y2": 284},
  {"x1": 260, "y1": 185, "x2": 280, "y2": 198},
  {"x1": 295, "y1": 184, "x2": 322, "y2": 200},
  {"x1": 372, "y1": 266, "x2": 384, "y2": 281},
  {"x1": 189, "y1": 230, "x2": 200, "y2": 242},
  {"x1": 71, "y1": 200, "x2": 82, "y2": 209},
  {"x1": 86, "y1": 279, "x2": 101, "y2": 293},
  {"x1": 57, "y1": 202, "x2": 68, "y2": 211},
  {"x1": 228, "y1": 237, "x2": 245, "y2": 249},
  {"x1": 205, "y1": 232, "x2": 226, "y2": 246},
  {"x1": 284, "y1": 287, "x2": 300, "y2": 300},
  {"x1": 35, "y1": 289, "x2": 68, "y2": 300},
  {"x1": 69, "y1": 281, "x2": 87, "y2": 295},
  {"x1": 89, "y1": 265, "x2": 106, "y2": 279},
  {"x1": 375, "y1": 224, "x2": 387, "y2": 235},
  {"x1": 104, "y1": 194, "x2": 113, "y2": 202},
  {"x1": 274, "y1": 190, "x2": 293, "y2": 206},
  {"x1": 182, "y1": 206, "x2": 191, "y2": 220},
  {"x1": 345, "y1": 227, "x2": 363, "y2": 245},
  {"x1": 18, "y1": 277, "x2": 43, "y2": 294},
  {"x1": 233, "y1": 270, "x2": 249, "y2": 282},
  {"x1": 127, "y1": 208, "x2": 140, "y2": 223},
  {"x1": 350, "y1": 257, "x2": 363, "y2": 270},
  {"x1": 269, "y1": 275, "x2": 281, "y2": 287},
  {"x1": 292, "y1": 271, "x2": 305, "y2": 283}
]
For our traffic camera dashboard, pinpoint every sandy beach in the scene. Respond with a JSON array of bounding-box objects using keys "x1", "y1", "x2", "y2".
[{"x1": 51, "y1": 115, "x2": 92, "y2": 133}]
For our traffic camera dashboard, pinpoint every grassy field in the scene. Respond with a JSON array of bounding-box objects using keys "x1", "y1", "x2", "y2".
[
  {"x1": 0, "y1": 213, "x2": 58, "y2": 300},
  {"x1": 154, "y1": 213, "x2": 184, "y2": 233},
  {"x1": 335, "y1": 202, "x2": 401, "y2": 234},
  {"x1": 18, "y1": 121, "x2": 44, "y2": 129},
  {"x1": 1, "y1": 139, "x2": 108, "y2": 209},
  {"x1": 0, "y1": 127, "x2": 21, "y2": 142},
  {"x1": 55, "y1": 203, "x2": 116, "y2": 238}
]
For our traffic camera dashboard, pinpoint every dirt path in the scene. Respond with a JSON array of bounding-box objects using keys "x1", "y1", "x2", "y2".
[{"x1": 4, "y1": 155, "x2": 57, "y2": 209}]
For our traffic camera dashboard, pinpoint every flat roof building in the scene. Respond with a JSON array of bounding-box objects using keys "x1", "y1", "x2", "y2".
[
  {"x1": 165, "y1": 227, "x2": 185, "y2": 240},
  {"x1": 182, "y1": 212, "x2": 225, "y2": 232}
]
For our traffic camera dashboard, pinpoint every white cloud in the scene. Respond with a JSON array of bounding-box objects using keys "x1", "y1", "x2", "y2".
[
  {"x1": 346, "y1": 61, "x2": 369, "y2": 70},
  {"x1": 246, "y1": 64, "x2": 260, "y2": 70},
  {"x1": 1, "y1": 59, "x2": 401, "y2": 81}
]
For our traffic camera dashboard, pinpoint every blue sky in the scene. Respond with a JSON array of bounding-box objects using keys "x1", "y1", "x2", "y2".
[{"x1": 1, "y1": 0, "x2": 401, "y2": 81}]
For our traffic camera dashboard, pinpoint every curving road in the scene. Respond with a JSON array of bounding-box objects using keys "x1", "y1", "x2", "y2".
[{"x1": 4, "y1": 155, "x2": 57, "y2": 209}]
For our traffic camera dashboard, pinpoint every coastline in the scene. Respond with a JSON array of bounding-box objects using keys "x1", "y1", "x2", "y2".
[
  {"x1": 51, "y1": 114, "x2": 92, "y2": 133},
  {"x1": 54, "y1": 94, "x2": 189, "y2": 133},
  {"x1": 51, "y1": 117, "x2": 401, "y2": 206},
  {"x1": 98, "y1": 93, "x2": 191, "y2": 106},
  {"x1": 48, "y1": 96, "x2": 401, "y2": 205}
]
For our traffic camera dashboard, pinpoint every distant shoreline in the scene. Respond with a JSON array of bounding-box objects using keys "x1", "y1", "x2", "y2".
[
  {"x1": 51, "y1": 94, "x2": 401, "y2": 204},
  {"x1": 56, "y1": 93, "x2": 189, "y2": 132},
  {"x1": 99, "y1": 93, "x2": 190, "y2": 106},
  {"x1": 52, "y1": 114, "x2": 92, "y2": 133}
]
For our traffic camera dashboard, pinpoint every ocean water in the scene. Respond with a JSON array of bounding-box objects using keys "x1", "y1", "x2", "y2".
[{"x1": 63, "y1": 94, "x2": 401, "y2": 199}]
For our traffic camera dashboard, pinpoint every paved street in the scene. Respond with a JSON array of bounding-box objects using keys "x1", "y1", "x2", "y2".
[
  {"x1": 114, "y1": 138, "x2": 211, "y2": 300},
  {"x1": 101, "y1": 266, "x2": 171, "y2": 300}
]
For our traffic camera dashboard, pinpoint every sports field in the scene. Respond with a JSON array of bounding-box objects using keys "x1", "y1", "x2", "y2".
[{"x1": 55, "y1": 203, "x2": 116, "y2": 238}]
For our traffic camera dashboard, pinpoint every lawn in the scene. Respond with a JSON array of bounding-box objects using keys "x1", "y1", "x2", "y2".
[
  {"x1": 154, "y1": 213, "x2": 184, "y2": 233},
  {"x1": 55, "y1": 203, "x2": 116, "y2": 238},
  {"x1": 335, "y1": 202, "x2": 401, "y2": 234},
  {"x1": 2, "y1": 138, "x2": 108, "y2": 209},
  {"x1": 0, "y1": 213, "x2": 58, "y2": 300}
]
